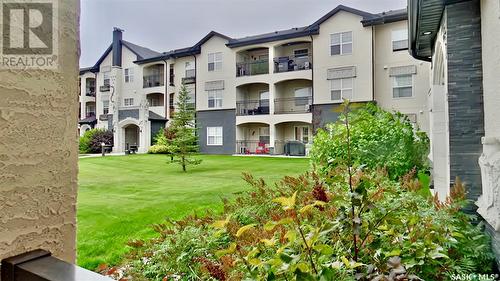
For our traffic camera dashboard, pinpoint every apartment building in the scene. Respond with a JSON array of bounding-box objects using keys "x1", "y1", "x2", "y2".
[
  {"x1": 408, "y1": 0, "x2": 499, "y2": 263},
  {"x1": 78, "y1": 5, "x2": 430, "y2": 156}
]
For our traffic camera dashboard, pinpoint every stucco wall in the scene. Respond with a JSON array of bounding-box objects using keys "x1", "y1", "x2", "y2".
[
  {"x1": 196, "y1": 36, "x2": 236, "y2": 111},
  {"x1": 373, "y1": 20, "x2": 431, "y2": 133},
  {"x1": 312, "y1": 11, "x2": 373, "y2": 105},
  {"x1": 0, "y1": 0, "x2": 79, "y2": 269}
]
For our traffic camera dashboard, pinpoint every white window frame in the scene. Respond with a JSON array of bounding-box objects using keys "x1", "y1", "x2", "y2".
[
  {"x1": 330, "y1": 31, "x2": 353, "y2": 56},
  {"x1": 331, "y1": 78, "x2": 354, "y2": 101},
  {"x1": 207, "y1": 89, "x2": 223, "y2": 109},
  {"x1": 207, "y1": 126, "x2": 223, "y2": 146},
  {"x1": 124, "y1": 98, "x2": 134, "y2": 107},
  {"x1": 294, "y1": 126, "x2": 310, "y2": 143},
  {"x1": 208, "y1": 52, "x2": 223, "y2": 72},
  {"x1": 124, "y1": 68, "x2": 134, "y2": 83},
  {"x1": 293, "y1": 48, "x2": 309, "y2": 58},
  {"x1": 102, "y1": 100, "x2": 109, "y2": 115},
  {"x1": 392, "y1": 29, "x2": 409, "y2": 51},
  {"x1": 392, "y1": 74, "x2": 413, "y2": 99},
  {"x1": 103, "y1": 72, "x2": 110, "y2": 86},
  {"x1": 185, "y1": 61, "x2": 195, "y2": 77}
]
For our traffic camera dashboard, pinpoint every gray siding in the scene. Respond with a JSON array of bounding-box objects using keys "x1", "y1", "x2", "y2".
[
  {"x1": 197, "y1": 109, "x2": 236, "y2": 155},
  {"x1": 150, "y1": 120, "x2": 166, "y2": 145},
  {"x1": 107, "y1": 114, "x2": 113, "y2": 129},
  {"x1": 312, "y1": 104, "x2": 342, "y2": 131},
  {"x1": 445, "y1": 0, "x2": 484, "y2": 204},
  {"x1": 118, "y1": 109, "x2": 139, "y2": 121}
]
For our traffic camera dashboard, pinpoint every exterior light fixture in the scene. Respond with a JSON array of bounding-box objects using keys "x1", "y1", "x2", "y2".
[{"x1": 422, "y1": 31, "x2": 432, "y2": 35}]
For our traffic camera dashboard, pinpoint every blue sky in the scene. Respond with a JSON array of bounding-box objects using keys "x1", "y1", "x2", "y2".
[{"x1": 80, "y1": 0, "x2": 406, "y2": 67}]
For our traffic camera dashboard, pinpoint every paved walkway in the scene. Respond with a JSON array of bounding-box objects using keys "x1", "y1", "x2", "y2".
[
  {"x1": 232, "y1": 154, "x2": 309, "y2": 159},
  {"x1": 78, "y1": 152, "x2": 139, "y2": 158}
]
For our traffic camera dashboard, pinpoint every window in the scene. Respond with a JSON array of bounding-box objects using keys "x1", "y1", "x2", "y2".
[
  {"x1": 259, "y1": 91, "x2": 269, "y2": 107},
  {"x1": 259, "y1": 127, "x2": 270, "y2": 144},
  {"x1": 185, "y1": 61, "x2": 195, "y2": 78},
  {"x1": 208, "y1": 89, "x2": 223, "y2": 108},
  {"x1": 124, "y1": 98, "x2": 134, "y2": 106},
  {"x1": 208, "y1": 52, "x2": 222, "y2": 71},
  {"x1": 392, "y1": 29, "x2": 408, "y2": 51},
  {"x1": 295, "y1": 126, "x2": 310, "y2": 143},
  {"x1": 331, "y1": 78, "x2": 353, "y2": 101},
  {"x1": 294, "y1": 87, "x2": 312, "y2": 106},
  {"x1": 330, "y1": 31, "x2": 352, "y2": 55},
  {"x1": 207, "y1": 127, "x2": 223, "y2": 145},
  {"x1": 124, "y1": 68, "x2": 134, "y2": 83},
  {"x1": 102, "y1": 100, "x2": 109, "y2": 115},
  {"x1": 393, "y1": 75, "x2": 413, "y2": 98},
  {"x1": 103, "y1": 72, "x2": 110, "y2": 86},
  {"x1": 169, "y1": 64, "x2": 175, "y2": 85},
  {"x1": 294, "y1": 49, "x2": 309, "y2": 58}
]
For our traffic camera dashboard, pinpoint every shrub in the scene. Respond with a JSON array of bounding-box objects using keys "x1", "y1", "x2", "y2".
[
  {"x1": 79, "y1": 128, "x2": 113, "y2": 154},
  {"x1": 147, "y1": 145, "x2": 170, "y2": 154},
  {"x1": 114, "y1": 102, "x2": 494, "y2": 281},
  {"x1": 310, "y1": 102, "x2": 429, "y2": 180}
]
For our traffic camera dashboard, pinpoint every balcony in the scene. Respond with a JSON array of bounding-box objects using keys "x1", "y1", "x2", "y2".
[
  {"x1": 85, "y1": 90, "x2": 96, "y2": 97},
  {"x1": 236, "y1": 99, "x2": 269, "y2": 116},
  {"x1": 236, "y1": 140, "x2": 270, "y2": 155},
  {"x1": 143, "y1": 74, "x2": 164, "y2": 88},
  {"x1": 274, "y1": 55, "x2": 312, "y2": 73},
  {"x1": 236, "y1": 60, "x2": 269, "y2": 77},
  {"x1": 181, "y1": 69, "x2": 196, "y2": 84},
  {"x1": 100, "y1": 85, "x2": 110, "y2": 92},
  {"x1": 274, "y1": 96, "x2": 312, "y2": 114}
]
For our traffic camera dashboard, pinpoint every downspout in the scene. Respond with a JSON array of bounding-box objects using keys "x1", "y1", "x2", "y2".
[
  {"x1": 163, "y1": 59, "x2": 168, "y2": 120},
  {"x1": 371, "y1": 25, "x2": 375, "y2": 102},
  {"x1": 309, "y1": 34, "x2": 315, "y2": 131}
]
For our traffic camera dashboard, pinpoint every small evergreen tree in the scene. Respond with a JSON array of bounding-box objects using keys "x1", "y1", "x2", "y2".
[{"x1": 167, "y1": 85, "x2": 201, "y2": 172}]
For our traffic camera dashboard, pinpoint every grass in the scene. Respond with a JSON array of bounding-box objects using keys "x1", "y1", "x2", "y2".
[{"x1": 77, "y1": 154, "x2": 309, "y2": 270}]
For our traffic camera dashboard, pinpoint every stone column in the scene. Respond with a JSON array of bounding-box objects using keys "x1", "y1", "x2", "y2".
[{"x1": 0, "y1": 0, "x2": 79, "y2": 265}]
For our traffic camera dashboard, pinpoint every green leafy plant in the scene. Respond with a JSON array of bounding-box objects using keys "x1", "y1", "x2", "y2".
[
  {"x1": 115, "y1": 102, "x2": 494, "y2": 281},
  {"x1": 166, "y1": 85, "x2": 201, "y2": 171},
  {"x1": 310, "y1": 102, "x2": 429, "y2": 180},
  {"x1": 79, "y1": 128, "x2": 113, "y2": 153}
]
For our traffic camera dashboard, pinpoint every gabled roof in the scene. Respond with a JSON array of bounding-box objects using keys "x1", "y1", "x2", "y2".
[
  {"x1": 80, "y1": 40, "x2": 161, "y2": 72},
  {"x1": 226, "y1": 26, "x2": 317, "y2": 48},
  {"x1": 306, "y1": 5, "x2": 376, "y2": 31},
  {"x1": 121, "y1": 40, "x2": 162, "y2": 60},
  {"x1": 148, "y1": 111, "x2": 167, "y2": 121},
  {"x1": 134, "y1": 31, "x2": 231, "y2": 64},
  {"x1": 361, "y1": 8, "x2": 408, "y2": 26}
]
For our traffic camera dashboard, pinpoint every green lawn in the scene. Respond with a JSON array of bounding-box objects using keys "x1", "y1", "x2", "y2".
[{"x1": 77, "y1": 154, "x2": 309, "y2": 270}]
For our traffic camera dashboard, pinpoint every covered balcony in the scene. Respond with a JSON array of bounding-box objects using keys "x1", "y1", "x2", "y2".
[
  {"x1": 236, "y1": 123, "x2": 270, "y2": 154},
  {"x1": 143, "y1": 64, "x2": 165, "y2": 88},
  {"x1": 273, "y1": 41, "x2": 312, "y2": 73},
  {"x1": 147, "y1": 93, "x2": 165, "y2": 117},
  {"x1": 84, "y1": 101, "x2": 96, "y2": 118},
  {"x1": 85, "y1": 77, "x2": 96, "y2": 97},
  {"x1": 236, "y1": 48, "x2": 269, "y2": 77},
  {"x1": 274, "y1": 122, "x2": 312, "y2": 156},
  {"x1": 274, "y1": 79, "x2": 312, "y2": 114},
  {"x1": 236, "y1": 83, "x2": 269, "y2": 116}
]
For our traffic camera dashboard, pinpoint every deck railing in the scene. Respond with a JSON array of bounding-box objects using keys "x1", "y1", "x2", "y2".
[
  {"x1": 236, "y1": 99, "x2": 269, "y2": 116},
  {"x1": 236, "y1": 140, "x2": 270, "y2": 154},
  {"x1": 274, "y1": 96, "x2": 312, "y2": 114},
  {"x1": 274, "y1": 55, "x2": 312, "y2": 73},
  {"x1": 143, "y1": 74, "x2": 164, "y2": 88},
  {"x1": 236, "y1": 60, "x2": 269, "y2": 77}
]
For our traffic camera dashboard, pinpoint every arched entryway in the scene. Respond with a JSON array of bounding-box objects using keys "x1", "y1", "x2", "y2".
[{"x1": 124, "y1": 124, "x2": 140, "y2": 150}]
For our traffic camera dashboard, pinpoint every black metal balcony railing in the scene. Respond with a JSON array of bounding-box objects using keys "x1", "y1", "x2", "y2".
[
  {"x1": 236, "y1": 140, "x2": 270, "y2": 154},
  {"x1": 99, "y1": 85, "x2": 110, "y2": 92},
  {"x1": 99, "y1": 114, "x2": 109, "y2": 121},
  {"x1": 85, "y1": 91, "x2": 96, "y2": 97},
  {"x1": 236, "y1": 99, "x2": 269, "y2": 116},
  {"x1": 274, "y1": 96, "x2": 312, "y2": 114},
  {"x1": 274, "y1": 55, "x2": 312, "y2": 73},
  {"x1": 182, "y1": 76, "x2": 196, "y2": 84},
  {"x1": 86, "y1": 112, "x2": 96, "y2": 118},
  {"x1": 236, "y1": 60, "x2": 269, "y2": 77},
  {"x1": 143, "y1": 74, "x2": 164, "y2": 88}
]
